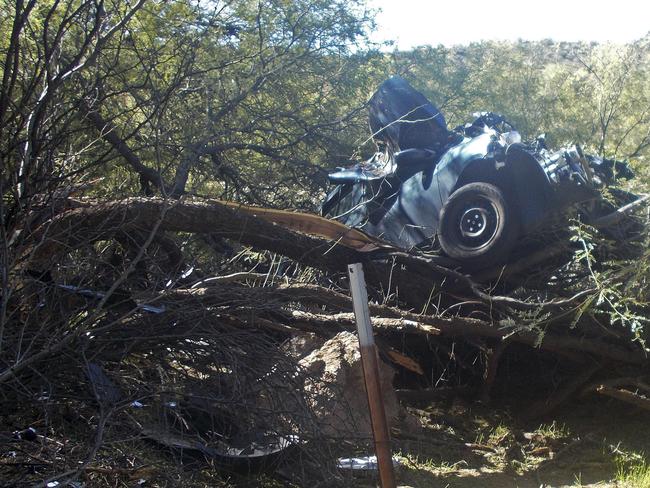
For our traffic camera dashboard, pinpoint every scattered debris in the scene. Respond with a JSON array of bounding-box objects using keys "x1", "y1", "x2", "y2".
[
  {"x1": 142, "y1": 427, "x2": 297, "y2": 472},
  {"x1": 85, "y1": 363, "x2": 122, "y2": 406},
  {"x1": 337, "y1": 454, "x2": 401, "y2": 472},
  {"x1": 3, "y1": 73, "x2": 650, "y2": 488},
  {"x1": 323, "y1": 76, "x2": 640, "y2": 267},
  {"x1": 12, "y1": 427, "x2": 37, "y2": 442}
]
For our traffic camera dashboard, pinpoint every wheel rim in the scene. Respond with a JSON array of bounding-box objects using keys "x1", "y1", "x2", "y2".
[{"x1": 455, "y1": 197, "x2": 499, "y2": 249}]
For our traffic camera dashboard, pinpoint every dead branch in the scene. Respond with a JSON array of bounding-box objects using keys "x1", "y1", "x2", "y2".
[
  {"x1": 190, "y1": 272, "x2": 272, "y2": 287},
  {"x1": 25, "y1": 198, "x2": 359, "y2": 272},
  {"x1": 288, "y1": 310, "x2": 441, "y2": 336},
  {"x1": 23, "y1": 198, "x2": 438, "y2": 308},
  {"x1": 594, "y1": 194, "x2": 650, "y2": 227},
  {"x1": 526, "y1": 362, "x2": 602, "y2": 418},
  {"x1": 23, "y1": 197, "x2": 610, "y2": 316},
  {"x1": 480, "y1": 340, "x2": 511, "y2": 403},
  {"x1": 581, "y1": 376, "x2": 650, "y2": 396},
  {"x1": 163, "y1": 283, "x2": 648, "y2": 365},
  {"x1": 593, "y1": 385, "x2": 650, "y2": 411},
  {"x1": 81, "y1": 102, "x2": 171, "y2": 194},
  {"x1": 394, "y1": 251, "x2": 598, "y2": 311}
]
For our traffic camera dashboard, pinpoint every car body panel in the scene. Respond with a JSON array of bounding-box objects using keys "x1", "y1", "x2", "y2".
[
  {"x1": 367, "y1": 75, "x2": 450, "y2": 153},
  {"x1": 322, "y1": 76, "x2": 629, "y2": 254}
]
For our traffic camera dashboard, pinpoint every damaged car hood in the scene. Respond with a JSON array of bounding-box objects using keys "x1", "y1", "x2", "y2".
[{"x1": 323, "y1": 76, "x2": 634, "y2": 261}]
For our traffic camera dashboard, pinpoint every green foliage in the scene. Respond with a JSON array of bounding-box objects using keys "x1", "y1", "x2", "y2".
[
  {"x1": 4, "y1": 0, "x2": 650, "y2": 207},
  {"x1": 534, "y1": 420, "x2": 570, "y2": 440},
  {"x1": 616, "y1": 451, "x2": 650, "y2": 488},
  {"x1": 2, "y1": 0, "x2": 650, "y2": 340},
  {"x1": 389, "y1": 38, "x2": 650, "y2": 175},
  {"x1": 85, "y1": 0, "x2": 384, "y2": 205},
  {"x1": 1, "y1": 0, "x2": 383, "y2": 207},
  {"x1": 567, "y1": 213, "x2": 650, "y2": 344}
]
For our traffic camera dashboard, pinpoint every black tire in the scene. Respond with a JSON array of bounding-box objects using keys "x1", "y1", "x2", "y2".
[{"x1": 438, "y1": 182, "x2": 519, "y2": 266}]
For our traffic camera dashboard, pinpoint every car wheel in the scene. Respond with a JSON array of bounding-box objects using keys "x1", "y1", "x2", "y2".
[{"x1": 438, "y1": 182, "x2": 518, "y2": 266}]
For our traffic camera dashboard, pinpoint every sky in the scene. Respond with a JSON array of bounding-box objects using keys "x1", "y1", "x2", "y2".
[{"x1": 366, "y1": 0, "x2": 650, "y2": 48}]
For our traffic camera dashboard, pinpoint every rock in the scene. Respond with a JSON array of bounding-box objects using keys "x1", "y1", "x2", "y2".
[
  {"x1": 282, "y1": 333, "x2": 325, "y2": 360},
  {"x1": 298, "y1": 331, "x2": 403, "y2": 438}
]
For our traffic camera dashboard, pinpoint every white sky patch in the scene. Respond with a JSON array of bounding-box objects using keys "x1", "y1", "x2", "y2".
[{"x1": 367, "y1": 0, "x2": 650, "y2": 48}]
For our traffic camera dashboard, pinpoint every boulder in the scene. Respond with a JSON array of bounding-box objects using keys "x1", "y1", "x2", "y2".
[{"x1": 299, "y1": 331, "x2": 403, "y2": 438}]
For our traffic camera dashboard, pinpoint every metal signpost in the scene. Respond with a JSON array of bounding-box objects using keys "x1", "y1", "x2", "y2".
[{"x1": 347, "y1": 263, "x2": 397, "y2": 488}]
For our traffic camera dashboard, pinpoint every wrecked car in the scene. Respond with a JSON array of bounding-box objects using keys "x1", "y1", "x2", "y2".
[{"x1": 322, "y1": 76, "x2": 634, "y2": 266}]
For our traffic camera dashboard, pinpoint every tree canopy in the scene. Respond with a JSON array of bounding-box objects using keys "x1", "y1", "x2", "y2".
[
  {"x1": 1, "y1": 2, "x2": 650, "y2": 485},
  {"x1": 3, "y1": 1, "x2": 649, "y2": 210}
]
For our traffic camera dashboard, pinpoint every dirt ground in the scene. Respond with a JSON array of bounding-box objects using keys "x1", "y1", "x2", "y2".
[
  {"x1": 2, "y1": 393, "x2": 650, "y2": 487},
  {"x1": 388, "y1": 395, "x2": 650, "y2": 488}
]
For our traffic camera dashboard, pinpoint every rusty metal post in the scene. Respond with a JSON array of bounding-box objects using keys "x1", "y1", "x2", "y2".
[{"x1": 348, "y1": 263, "x2": 397, "y2": 488}]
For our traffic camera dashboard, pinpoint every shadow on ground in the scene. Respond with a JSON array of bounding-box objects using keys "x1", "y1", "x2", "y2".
[{"x1": 389, "y1": 394, "x2": 650, "y2": 488}]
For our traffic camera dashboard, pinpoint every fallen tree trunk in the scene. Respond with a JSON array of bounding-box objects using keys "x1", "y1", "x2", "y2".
[
  {"x1": 284, "y1": 310, "x2": 647, "y2": 365},
  {"x1": 24, "y1": 197, "x2": 441, "y2": 307},
  {"x1": 10, "y1": 196, "x2": 649, "y2": 397},
  {"x1": 163, "y1": 283, "x2": 648, "y2": 365},
  {"x1": 593, "y1": 385, "x2": 650, "y2": 411},
  {"x1": 24, "y1": 197, "x2": 605, "y2": 313}
]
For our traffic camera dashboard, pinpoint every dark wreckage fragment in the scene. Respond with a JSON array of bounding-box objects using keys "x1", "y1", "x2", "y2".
[{"x1": 322, "y1": 76, "x2": 635, "y2": 268}]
